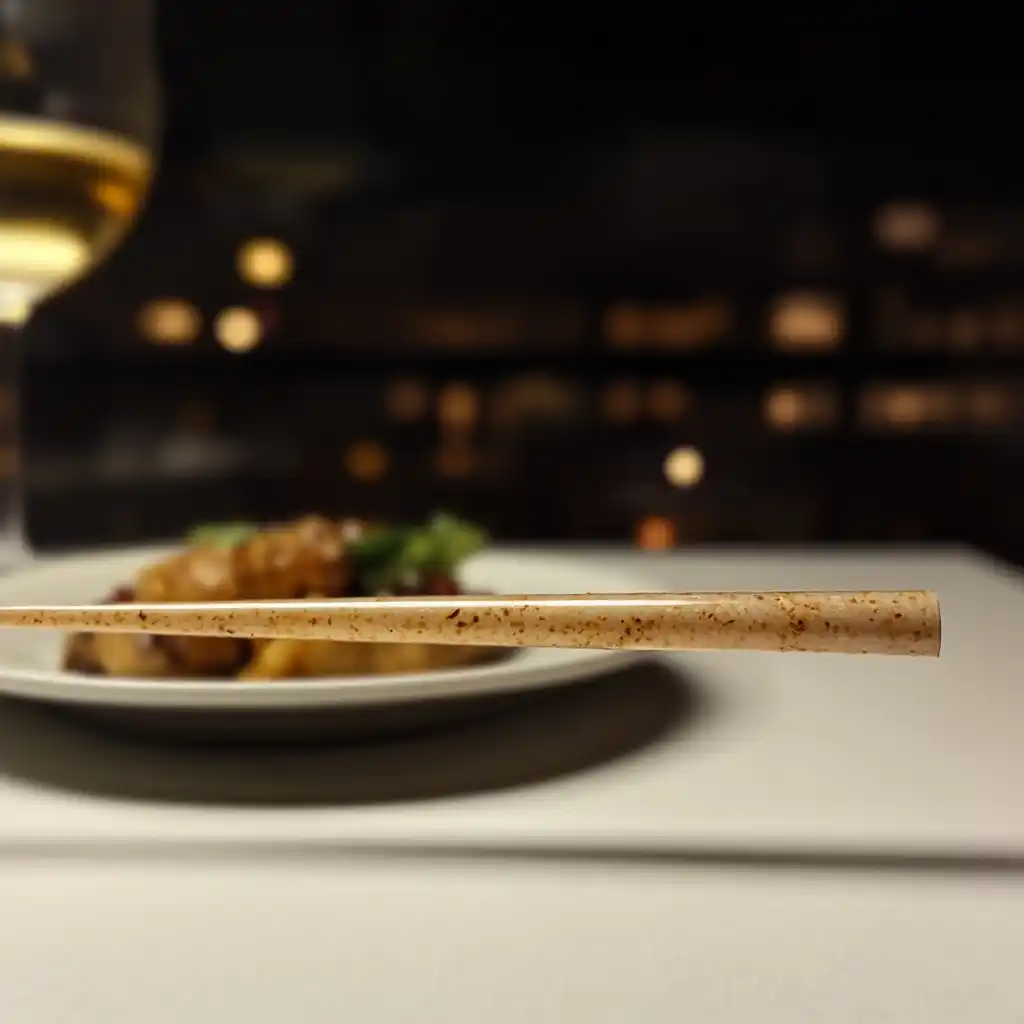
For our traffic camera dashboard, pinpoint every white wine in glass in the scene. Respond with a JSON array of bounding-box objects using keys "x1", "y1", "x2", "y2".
[
  {"x1": 0, "y1": 115, "x2": 151, "y2": 323},
  {"x1": 0, "y1": 0, "x2": 159, "y2": 562}
]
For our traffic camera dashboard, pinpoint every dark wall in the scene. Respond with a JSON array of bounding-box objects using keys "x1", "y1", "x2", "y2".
[{"x1": 22, "y1": 3, "x2": 1022, "y2": 557}]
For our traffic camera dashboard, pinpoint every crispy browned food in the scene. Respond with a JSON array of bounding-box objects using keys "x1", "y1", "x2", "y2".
[
  {"x1": 60, "y1": 515, "x2": 502, "y2": 681},
  {"x1": 63, "y1": 516, "x2": 354, "y2": 677},
  {"x1": 240, "y1": 637, "x2": 496, "y2": 680},
  {"x1": 62, "y1": 630, "x2": 103, "y2": 674},
  {"x1": 134, "y1": 515, "x2": 351, "y2": 603}
]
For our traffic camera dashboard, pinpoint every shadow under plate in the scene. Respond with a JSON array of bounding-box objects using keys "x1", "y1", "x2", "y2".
[{"x1": 0, "y1": 659, "x2": 708, "y2": 806}]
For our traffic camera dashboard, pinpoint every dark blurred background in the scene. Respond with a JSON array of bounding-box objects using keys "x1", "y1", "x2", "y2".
[{"x1": 19, "y1": 3, "x2": 1023, "y2": 558}]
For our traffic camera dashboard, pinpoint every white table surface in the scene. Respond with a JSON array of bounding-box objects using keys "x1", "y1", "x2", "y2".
[
  {"x1": 0, "y1": 544, "x2": 1019, "y2": 857},
  {"x1": 2, "y1": 854, "x2": 1023, "y2": 1023},
  {"x1": 1, "y1": 544, "x2": 1023, "y2": 1022}
]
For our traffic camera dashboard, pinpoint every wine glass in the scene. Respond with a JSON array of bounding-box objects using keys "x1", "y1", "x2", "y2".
[{"x1": 0, "y1": 0, "x2": 160, "y2": 562}]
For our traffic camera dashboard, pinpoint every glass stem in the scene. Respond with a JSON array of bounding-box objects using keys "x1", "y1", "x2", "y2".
[{"x1": 0, "y1": 320, "x2": 27, "y2": 568}]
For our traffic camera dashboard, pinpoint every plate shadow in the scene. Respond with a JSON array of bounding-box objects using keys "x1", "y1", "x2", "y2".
[{"x1": 0, "y1": 659, "x2": 708, "y2": 806}]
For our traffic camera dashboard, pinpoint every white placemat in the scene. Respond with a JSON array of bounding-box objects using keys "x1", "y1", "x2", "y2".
[
  {"x1": 2, "y1": 857, "x2": 1023, "y2": 1024},
  {"x1": 0, "y1": 545, "x2": 1018, "y2": 858}
]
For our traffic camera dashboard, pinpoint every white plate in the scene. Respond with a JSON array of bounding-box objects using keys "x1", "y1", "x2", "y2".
[{"x1": 0, "y1": 547, "x2": 644, "y2": 727}]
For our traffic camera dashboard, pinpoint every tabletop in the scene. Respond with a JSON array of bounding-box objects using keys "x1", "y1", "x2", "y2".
[
  {"x1": 2, "y1": 853, "x2": 1023, "y2": 1024},
  {"x1": 0, "y1": 544, "x2": 1021, "y2": 1023}
]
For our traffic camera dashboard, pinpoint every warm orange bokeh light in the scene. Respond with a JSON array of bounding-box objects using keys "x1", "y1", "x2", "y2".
[{"x1": 635, "y1": 515, "x2": 677, "y2": 550}]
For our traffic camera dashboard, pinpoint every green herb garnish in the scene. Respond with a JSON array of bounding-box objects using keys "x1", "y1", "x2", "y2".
[
  {"x1": 351, "y1": 512, "x2": 487, "y2": 592},
  {"x1": 183, "y1": 512, "x2": 487, "y2": 591},
  {"x1": 186, "y1": 521, "x2": 259, "y2": 548}
]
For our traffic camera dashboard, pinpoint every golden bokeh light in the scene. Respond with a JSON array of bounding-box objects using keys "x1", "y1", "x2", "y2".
[
  {"x1": 438, "y1": 382, "x2": 480, "y2": 431},
  {"x1": 769, "y1": 293, "x2": 844, "y2": 351},
  {"x1": 137, "y1": 298, "x2": 201, "y2": 346},
  {"x1": 604, "y1": 299, "x2": 732, "y2": 350},
  {"x1": 873, "y1": 201, "x2": 941, "y2": 253},
  {"x1": 763, "y1": 385, "x2": 839, "y2": 432},
  {"x1": 345, "y1": 440, "x2": 390, "y2": 481},
  {"x1": 635, "y1": 515, "x2": 677, "y2": 550},
  {"x1": 214, "y1": 306, "x2": 262, "y2": 353},
  {"x1": 879, "y1": 387, "x2": 928, "y2": 427},
  {"x1": 859, "y1": 384, "x2": 957, "y2": 430},
  {"x1": 236, "y1": 237, "x2": 294, "y2": 289},
  {"x1": 764, "y1": 387, "x2": 804, "y2": 430},
  {"x1": 663, "y1": 446, "x2": 705, "y2": 489}
]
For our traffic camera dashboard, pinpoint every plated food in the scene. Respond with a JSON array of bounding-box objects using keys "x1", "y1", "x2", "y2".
[
  {"x1": 62, "y1": 513, "x2": 504, "y2": 681},
  {"x1": 0, "y1": 545, "x2": 640, "y2": 740}
]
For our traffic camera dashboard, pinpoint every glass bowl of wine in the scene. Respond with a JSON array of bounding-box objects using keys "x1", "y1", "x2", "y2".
[{"x1": 0, "y1": 0, "x2": 159, "y2": 559}]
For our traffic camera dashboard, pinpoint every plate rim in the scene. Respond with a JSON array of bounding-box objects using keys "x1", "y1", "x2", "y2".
[{"x1": 0, "y1": 547, "x2": 641, "y2": 710}]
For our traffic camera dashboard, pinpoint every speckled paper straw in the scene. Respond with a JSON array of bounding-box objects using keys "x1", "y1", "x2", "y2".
[{"x1": 0, "y1": 590, "x2": 940, "y2": 656}]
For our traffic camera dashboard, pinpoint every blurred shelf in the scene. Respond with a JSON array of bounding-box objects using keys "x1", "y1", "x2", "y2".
[{"x1": 26, "y1": 350, "x2": 1024, "y2": 383}]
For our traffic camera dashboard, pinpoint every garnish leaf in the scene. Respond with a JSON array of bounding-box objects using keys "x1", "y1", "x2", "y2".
[
  {"x1": 185, "y1": 513, "x2": 487, "y2": 591},
  {"x1": 186, "y1": 522, "x2": 259, "y2": 548},
  {"x1": 350, "y1": 512, "x2": 487, "y2": 592}
]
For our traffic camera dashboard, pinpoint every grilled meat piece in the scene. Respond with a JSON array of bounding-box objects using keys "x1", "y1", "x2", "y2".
[
  {"x1": 63, "y1": 516, "x2": 354, "y2": 677},
  {"x1": 134, "y1": 515, "x2": 352, "y2": 603}
]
